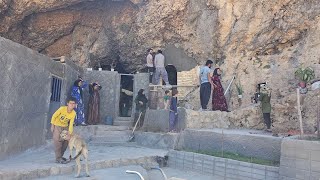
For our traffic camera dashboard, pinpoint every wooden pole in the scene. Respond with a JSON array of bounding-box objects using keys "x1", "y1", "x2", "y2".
[
  {"x1": 317, "y1": 95, "x2": 320, "y2": 138},
  {"x1": 297, "y1": 88, "x2": 304, "y2": 136}
]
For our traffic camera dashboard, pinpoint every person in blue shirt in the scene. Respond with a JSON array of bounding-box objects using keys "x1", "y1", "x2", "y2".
[
  {"x1": 199, "y1": 60, "x2": 214, "y2": 110},
  {"x1": 71, "y1": 78, "x2": 88, "y2": 126}
]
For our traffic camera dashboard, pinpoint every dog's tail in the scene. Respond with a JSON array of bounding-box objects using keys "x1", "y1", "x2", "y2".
[{"x1": 71, "y1": 145, "x2": 85, "y2": 160}]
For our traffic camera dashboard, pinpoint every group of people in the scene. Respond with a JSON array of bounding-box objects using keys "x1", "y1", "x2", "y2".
[
  {"x1": 199, "y1": 60, "x2": 228, "y2": 112},
  {"x1": 133, "y1": 88, "x2": 179, "y2": 132},
  {"x1": 199, "y1": 60, "x2": 272, "y2": 131},
  {"x1": 50, "y1": 78, "x2": 102, "y2": 164},
  {"x1": 71, "y1": 78, "x2": 102, "y2": 126},
  {"x1": 146, "y1": 48, "x2": 170, "y2": 85}
]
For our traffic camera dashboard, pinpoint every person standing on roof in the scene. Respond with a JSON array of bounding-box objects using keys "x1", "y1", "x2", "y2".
[{"x1": 153, "y1": 50, "x2": 170, "y2": 85}]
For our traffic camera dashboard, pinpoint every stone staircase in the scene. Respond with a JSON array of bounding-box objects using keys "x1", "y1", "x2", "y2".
[
  {"x1": 75, "y1": 125, "x2": 136, "y2": 147},
  {"x1": 113, "y1": 116, "x2": 134, "y2": 127}
]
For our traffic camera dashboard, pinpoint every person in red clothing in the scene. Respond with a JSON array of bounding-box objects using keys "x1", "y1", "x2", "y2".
[{"x1": 211, "y1": 68, "x2": 228, "y2": 112}]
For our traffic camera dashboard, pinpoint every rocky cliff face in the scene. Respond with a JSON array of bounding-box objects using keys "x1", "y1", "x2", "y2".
[{"x1": 1, "y1": 0, "x2": 320, "y2": 132}]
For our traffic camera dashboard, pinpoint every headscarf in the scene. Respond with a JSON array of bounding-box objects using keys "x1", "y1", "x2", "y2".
[
  {"x1": 74, "y1": 79, "x2": 83, "y2": 98},
  {"x1": 138, "y1": 89, "x2": 144, "y2": 96},
  {"x1": 213, "y1": 68, "x2": 221, "y2": 76}
]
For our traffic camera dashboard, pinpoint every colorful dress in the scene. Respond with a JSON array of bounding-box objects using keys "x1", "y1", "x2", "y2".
[
  {"x1": 169, "y1": 96, "x2": 178, "y2": 131},
  {"x1": 71, "y1": 82, "x2": 87, "y2": 125},
  {"x1": 211, "y1": 75, "x2": 228, "y2": 111},
  {"x1": 87, "y1": 84, "x2": 102, "y2": 125}
]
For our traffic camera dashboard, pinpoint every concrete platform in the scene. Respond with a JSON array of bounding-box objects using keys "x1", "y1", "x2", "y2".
[
  {"x1": 135, "y1": 128, "x2": 283, "y2": 162},
  {"x1": 38, "y1": 166, "x2": 217, "y2": 180},
  {"x1": 0, "y1": 142, "x2": 167, "y2": 180}
]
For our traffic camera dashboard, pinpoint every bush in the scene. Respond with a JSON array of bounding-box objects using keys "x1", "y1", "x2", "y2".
[{"x1": 294, "y1": 66, "x2": 315, "y2": 83}]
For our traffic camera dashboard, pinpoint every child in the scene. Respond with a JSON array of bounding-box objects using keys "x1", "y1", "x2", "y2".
[
  {"x1": 51, "y1": 97, "x2": 77, "y2": 164},
  {"x1": 169, "y1": 89, "x2": 178, "y2": 132},
  {"x1": 164, "y1": 90, "x2": 171, "y2": 109}
]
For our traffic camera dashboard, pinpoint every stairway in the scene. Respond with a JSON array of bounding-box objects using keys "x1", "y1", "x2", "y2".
[
  {"x1": 113, "y1": 116, "x2": 134, "y2": 127},
  {"x1": 84, "y1": 125, "x2": 137, "y2": 147}
]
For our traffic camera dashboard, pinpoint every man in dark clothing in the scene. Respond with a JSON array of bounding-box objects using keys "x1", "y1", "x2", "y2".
[
  {"x1": 199, "y1": 60, "x2": 214, "y2": 110},
  {"x1": 134, "y1": 89, "x2": 148, "y2": 128}
]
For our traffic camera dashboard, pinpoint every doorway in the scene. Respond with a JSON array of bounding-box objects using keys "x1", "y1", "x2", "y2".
[{"x1": 119, "y1": 74, "x2": 134, "y2": 117}]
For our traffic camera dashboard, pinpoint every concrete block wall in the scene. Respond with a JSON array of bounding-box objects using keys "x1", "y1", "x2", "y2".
[
  {"x1": 143, "y1": 109, "x2": 170, "y2": 132},
  {"x1": 0, "y1": 37, "x2": 82, "y2": 159},
  {"x1": 168, "y1": 150, "x2": 279, "y2": 180},
  {"x1": 279, "y1": 139, "x2": 320, "y2": 180},
  {"x1": 177, "y1": 66, "x2": 199, "y2": 98},
  {"x1": 178, "y1": 129, "x2": 282, "y2": 162}
]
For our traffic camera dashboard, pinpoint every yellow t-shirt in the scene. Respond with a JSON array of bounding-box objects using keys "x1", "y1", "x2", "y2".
[{"x1": 51, "y1": 106, "x2": 76, "y2": 134}]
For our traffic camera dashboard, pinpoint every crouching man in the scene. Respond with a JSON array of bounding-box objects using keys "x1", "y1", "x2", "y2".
[{"x1": 51, "y1": 97, "x2": 76, "y2": 164}]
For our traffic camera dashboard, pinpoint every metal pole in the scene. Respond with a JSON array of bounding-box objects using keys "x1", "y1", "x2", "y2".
[
  {"x1": 224, "y1": 76, "x2": 235, "y2": 96},
  {"x1": 297, "y1": 88, "x2": 304, "y2": 136},
  {"x1": 317, "y1": 95, "x2": 320, "y2": 138},
  {"x1": 126, "y1": 170, "x2": 145, "y2": 180},
  {"x1": 149, "y1": 85, "x2": 198, "y2": 88},
  {"x1": 151, "y1": 167, "x2": 168, "y2": 180}
]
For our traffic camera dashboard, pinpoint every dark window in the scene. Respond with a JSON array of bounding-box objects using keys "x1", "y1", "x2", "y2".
[{"x1": 50, "y1": 76, "x2": 62, "y2": 102}]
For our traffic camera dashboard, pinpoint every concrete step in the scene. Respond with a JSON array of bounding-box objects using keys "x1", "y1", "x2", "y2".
[
  {"x1": 88, "y1": 142, "x2": 139, "y2": 147},
  {"x1": 94, "y1": 129, "x2": 130, "y2": 136},
  {"x1": 90, "y1": 132, "x2": 131, "y2": 143},
  {"x1": 113, "y1": 120, "x2": 133, "y2": 127},
  {"x1": 39, "y1": 165, "x2": 149, "y2": 180}
]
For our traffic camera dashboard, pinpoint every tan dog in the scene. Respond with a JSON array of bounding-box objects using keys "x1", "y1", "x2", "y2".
[{"x1": 60, "y1": 130, "x2": 90, "y2": 178}]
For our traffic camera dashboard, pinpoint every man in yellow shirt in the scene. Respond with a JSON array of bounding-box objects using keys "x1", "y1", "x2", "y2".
[{"x1": 51, "y1": 97, "x2": 76, "y2": 164}]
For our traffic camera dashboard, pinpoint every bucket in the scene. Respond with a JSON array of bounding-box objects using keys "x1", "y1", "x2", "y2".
[{"x1": 105, "y1": 116, "x2": 113, "y2": 125}]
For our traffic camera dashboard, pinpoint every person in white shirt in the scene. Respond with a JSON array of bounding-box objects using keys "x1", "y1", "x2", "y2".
[
  {"x1": 154, "y1": 50, "x2": 170, "y2": 85},
  {"x1": 199, "y1": 60, "x2": 214, "y2": 110},
  {"x1": 146, "y1": 48, "x2": 154, "y2": 83}
]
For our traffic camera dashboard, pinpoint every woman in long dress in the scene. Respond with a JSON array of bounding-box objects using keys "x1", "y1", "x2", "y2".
[
  {"x1": 87, "y1": 82, "x2": 102, "y2": 125},
  {"x1": 169, "y1": 89, "x2": 178, "y2": 132},
  {"x1": 211, "y1": 68, "x2": 228, "y2": 111},
  {"x1": 71, "y1": 79, "x2": 88, "y2": 126}
]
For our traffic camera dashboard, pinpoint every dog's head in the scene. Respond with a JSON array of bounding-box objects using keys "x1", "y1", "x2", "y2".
[{"x1": 60, "y1": 130, "x2": 69, "y2": 140}]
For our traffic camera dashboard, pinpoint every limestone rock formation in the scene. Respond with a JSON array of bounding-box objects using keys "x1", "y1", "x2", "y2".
[{"x1": 1, "y1": 0, "x2": 320, "y2": 132}]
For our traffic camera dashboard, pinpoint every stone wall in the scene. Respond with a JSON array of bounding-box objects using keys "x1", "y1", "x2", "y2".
[
  {"x1": 280, "y1": 138, "x2": 320, "y2": 180},
  {"x1": 135, "y1": 129, "x2": 282, "y2": 162},
  {"x1": 0, "y1": 37, "x2": 82, "y2": 160},
  {"x1": 143, "y1": 109, "x2": 171, "y2": 132},
  {"x1": 168, "y1": 150, "x2": 279, "y2": 180},
  {"x1": 176, "y1": 66, "x2": 199, "y2": 98},
  {"x1": 178, "y1": 106, "x2": 264, "y2": 130},
  {"x1": 178, "y1": 129, "x2": 282, "y2": 162}
]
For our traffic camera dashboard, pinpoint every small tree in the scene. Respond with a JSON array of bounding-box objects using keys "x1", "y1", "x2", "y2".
[{"x1": 294, "y1": 66, "x2": 315, "y2": 88}]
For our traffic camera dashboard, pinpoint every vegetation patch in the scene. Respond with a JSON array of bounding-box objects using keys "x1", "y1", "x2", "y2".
[{"x1": 182, "y1": 149, "x2": 280, "y2": 167}]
